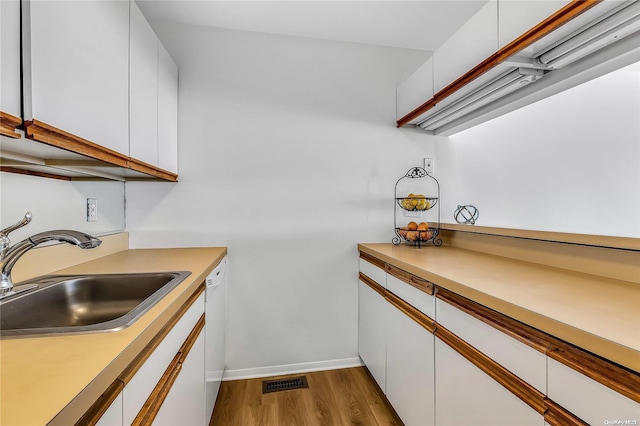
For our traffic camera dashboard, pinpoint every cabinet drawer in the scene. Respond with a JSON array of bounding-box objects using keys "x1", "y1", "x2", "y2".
[
  {"x1": 122, "y1": 293, "x2": 205, "y2": 425},
  {"x1": 359, "y1": 256, "x2": 386, "y2": 289},
  {"x1": 385, "y1": 266, "x2": 435, "y2": 319},
  {"x1": 547, "y1": 358, "x2": 640, "y2": 425},
  {"x1": 436, "y1": 297, "x2": 546, "y2": 393}
]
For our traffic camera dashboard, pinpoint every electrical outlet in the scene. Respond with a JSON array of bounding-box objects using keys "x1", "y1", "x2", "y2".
[
  {"x1": 87, "y1": 198, "x2": 98, "y2": 222},
  {"x1": 424, "y1": 157, "x2": 434, "y2": 174}
]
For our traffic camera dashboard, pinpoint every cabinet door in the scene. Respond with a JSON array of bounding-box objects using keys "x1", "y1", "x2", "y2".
[
  {"x1": 433, "y1": 0, "x2": 498, "y2": 94},
  {"x1": 358, "y1": 280, "x2": 387, "y2": 392},
  {"x1": 95, "y1": 391, "x2": 123, "y2": 426},
  {"x1": 498, "y1": 1, "x2": 572, "y2": 54},
  {"x1": 154, "y1": 330, "x2": 206, "y2": 426},
  {"x1": 24, "y1": 0, "x2": 129, "y2": 155},
  {"x1": 123, "y1": 294, "x2": 205, "y2": 424},
  {"x1": 205, "y1": 277, "x2": 226, "y2": 422},
  {"x1": 547, "y1": 358, "x2": 640, "y2": 425},
  {"x1": 158, "y1": 42, "x2": 179, "y2": 174},
  {"x1": 1, "y1": 0, "x2": 21, "y2": 121},
  {"x1": 435, "y1": 339, "x2": 543, "y2": 426},
  {"x1": 435, "y1": 298, "x2": 546, "y2": 393},
  {"x1": 386, "y1": 305, "x2": 435, "y2": 426},
  {"x1": 129, "y1": 1, "x2": 159, "y2": 166},
  {"x1": 397, "y1": 57, "x2": 434, "y2": 120}
]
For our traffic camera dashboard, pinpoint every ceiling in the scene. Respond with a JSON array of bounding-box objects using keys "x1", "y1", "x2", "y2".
[{"x1": 136, "y1": 1, "x2": 488, "y2": 52}]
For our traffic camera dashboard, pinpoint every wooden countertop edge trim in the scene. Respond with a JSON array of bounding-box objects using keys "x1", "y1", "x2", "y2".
[
  {"x1": 132, "y1": 314, "x2": 206, "y2": 426},
  {"x1": 435, "y1": 324, "x2": 547, "y2": 415},
  {"x1": 439, "y1": 223, "x2": 640, "y2": 251},
  {"x1": 73, "y1": 379, "x2": 124, "y2": 426},
  {"x1": 0, "y1": 111, "x2": 22, "y2": 138},
  {"x1": 118, "y1": 283, "x2": 205, "y2": 384},
  {"x1": 543, "y1": 398, "x2": 589, "y2": 426},
  {"x1": 396, "y1": 0, "x2": 601, "y2": 127},
  {"x1": 385, "y1": 263, "x2": 434, "y2": 296},
  {"x1": 436, "y1": 287, "x2": 550, "y2": 353},
  {"x1": 24, "y1": 119, "x2": 178, "y2": 182}
]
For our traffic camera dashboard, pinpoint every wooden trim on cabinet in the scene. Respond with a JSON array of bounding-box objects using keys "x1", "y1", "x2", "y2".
[
  {"x1": 436, "y1": 287, "x2": 550, "y2": 354},
  {"x1": 126, "y1": 157, "x2": 178, "y2": 182},
  {"x1": 435, "y1": 324, "x2": 547, "y2": 415},
  {"x1": 0, "y1": 111, "x2": 22, "y2": 138},
  {"x1": 24, "y1": 119, "x2": 130, "y2": 167},
  {"x1": 118, "y1": 283, "x2": 205, "y2": 384},
  {"x1": 385, "y1": 263, "x2": 434, "y2": 296},
  {"x1": 385, "y1": 290, "x2": 436, "y2": 333},
  {"x1": 132, "y1": 314, "x2": 206, "y2": 426},
  {"x1": 0, "y1": 166, "x2": 71, "y2": 181},
  {"x1": 359, "y1": 272, "x2": 386, "y2": 298},
  {"x1": 544, "y1": 398, "x2": 589, "y2": 426},
  {"x1": 396, "y1": 0, "x2": 602, "y2": 127},
  {"x1": 360, "y1": 271, "x2": 435, "y2": 333},
  {"x1": 359, "y1": 251, "x2": 386, "y2": 270},
  {"x1": 547, "y1": 339, "x2": 640, "y2": 404},
  {"x1": 24, "y1": 119, "x2": 179, "y2": 181},
  {"x1": 74, "y1": 379, "x2": 124, "y2": 426}
]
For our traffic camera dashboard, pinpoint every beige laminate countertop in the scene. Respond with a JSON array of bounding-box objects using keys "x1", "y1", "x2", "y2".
[
  {"x1": 358, "y1": 243, "x2": 640, "y2": 373},
  {"x1": 0, "y1": 247, "x2": 227, "y2": 426}
]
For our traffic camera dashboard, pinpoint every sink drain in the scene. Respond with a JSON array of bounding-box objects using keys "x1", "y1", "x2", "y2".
[{"x1": 262, "y1": 376, "x2": 309, "y2": 394}]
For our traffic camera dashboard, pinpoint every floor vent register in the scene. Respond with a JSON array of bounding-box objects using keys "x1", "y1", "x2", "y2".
[{"x1": 262, "y1": 376, "x2": 309, "y2": 394}]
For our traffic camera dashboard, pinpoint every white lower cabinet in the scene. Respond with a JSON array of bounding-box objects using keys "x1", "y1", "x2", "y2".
[
  {"x1": 547, "y1": 357, "x2": 640, "y2": 425},
  {"x1": 435, "y1": 338, "x2": 544, "y2": 426},
  {"x1": 358, "y1": 279, "x2": 388, "y2": 392},
  {"x1": 386, "y1": 304, "x2": 435, "y2": 426},
  {"x1": 154, "y1": 330, "x2": 206, "y2": 426},
  {"x1": 95, "y1": 391, "x2": 123, "y2": 426}
]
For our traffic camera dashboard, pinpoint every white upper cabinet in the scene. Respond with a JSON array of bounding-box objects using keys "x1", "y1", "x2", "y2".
[
  {"x1": 23, "y1": 0, "x2": 130, "y2": 155},
  {"x1": 1, "y1": 0, "x2": 22, "y2": 121},
  {"x1": 498, "y1": 1, "x2": 572, "y2": 54},
  {"x1": 158, "y1": 42, "x2": 179, "y2": 174},
  {"x1": 396, "y1": 57, "x2": 434, "y2": 120},
  {"x1": 433, "y1": 0, "x2": 498, "y2": 94},
  {"x1": 129, "y1": 1, "x2": 159, "y2": 167}
]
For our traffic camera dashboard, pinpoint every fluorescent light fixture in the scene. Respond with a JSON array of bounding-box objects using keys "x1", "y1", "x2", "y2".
[
  {"x1": 418, "y1": 68, "x2": 544, "y2": 131},
  {"x1": 537, "y1": 0, "x2": 640, "y2": 69}
]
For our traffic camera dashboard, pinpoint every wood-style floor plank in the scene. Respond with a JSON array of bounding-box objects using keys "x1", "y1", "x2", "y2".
[{"x1": 210, "y1": 367, "x2": 403, "y2": 426}]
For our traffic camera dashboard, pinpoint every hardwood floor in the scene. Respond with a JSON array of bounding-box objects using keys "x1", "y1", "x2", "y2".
[{"x1": 210, "y1": 367, "x2": 403, "y2": 426}]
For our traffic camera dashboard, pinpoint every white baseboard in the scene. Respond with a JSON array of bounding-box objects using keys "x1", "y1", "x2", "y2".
[{"x1": 222, "y1": 357, "x2": 363, "y2": 381}]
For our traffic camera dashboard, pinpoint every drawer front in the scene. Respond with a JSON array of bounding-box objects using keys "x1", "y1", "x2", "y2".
[
  {"x1": 436, "y1": 298, "x2": 546, "y2": 393},
  {"x1": 123, "y1": 293, "x2": 205, "y2": 425},
  {"x1": 386, "y1": 273, "x2": 435, "y2": 319},
  {"x1": 359, "y1": 257, "x2": 386, "y2": 288},
  {"x1": 547, "y1": 358, "x2": 640, "y2": 425}
]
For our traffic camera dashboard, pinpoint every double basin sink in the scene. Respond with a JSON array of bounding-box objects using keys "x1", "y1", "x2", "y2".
[{"x1": 0, "y1": 271, "x2": 191, "y2": 337}]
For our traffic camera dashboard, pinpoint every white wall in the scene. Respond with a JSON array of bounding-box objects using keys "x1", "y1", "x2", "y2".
[
  {"x1": 434, "y1": 64, "x2": 640, "y2": 237},
  {"x1": 0, "y1": 167, "x2": 125, "y2": 242},
  {"x1": 125, "y1": 23, "x2": 437, "y2": 374}
]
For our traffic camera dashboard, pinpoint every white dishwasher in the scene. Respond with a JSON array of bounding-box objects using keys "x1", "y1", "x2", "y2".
[{"x1": 205, "y1": 256, "x2": 227, "y2": 423}]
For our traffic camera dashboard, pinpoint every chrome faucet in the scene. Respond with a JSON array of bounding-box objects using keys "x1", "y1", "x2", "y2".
[{"x1": 0, "y1": 212, "x2": 102, "y2": 298}]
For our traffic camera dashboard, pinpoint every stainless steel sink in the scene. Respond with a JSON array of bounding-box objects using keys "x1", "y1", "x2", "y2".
[{"x1": 0, "y1": 271, "x2": 191, "y2": 337}]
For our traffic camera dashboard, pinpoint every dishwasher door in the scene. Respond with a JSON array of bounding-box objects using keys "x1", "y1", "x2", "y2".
[{"x1": 205, "y1": 256, "x2": 226, "y2": 422}]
